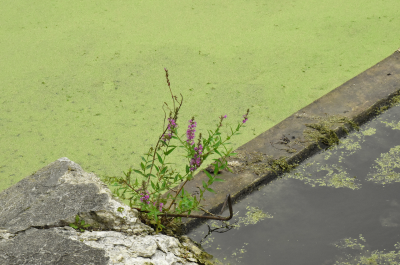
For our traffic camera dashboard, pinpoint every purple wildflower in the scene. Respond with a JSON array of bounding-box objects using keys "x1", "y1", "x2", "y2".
[
  {"x1": 140, "y1": 191, "x2": 150, "y2": 204},
  {"x1": 242, "y1": 110, "x2": 249, "y2": 123},
  {"x1": 184, "y1": 117, "x2": 203, "y2": 172},
  {"x1": 190, "y1": 144, "x2": 203, "y2": 172},
  {"x1": 153, "y1": 202, "x2": 164, "y2": 212},
  {"x1": 186, "y1": 118, "x2": 197, "y2": 146},
  {"x1": 217, "y1": 115, "x2": 227, "y2": 129}
]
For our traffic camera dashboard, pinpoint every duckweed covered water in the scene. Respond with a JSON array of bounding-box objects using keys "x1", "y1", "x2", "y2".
[{"x1": 187, "y1": 103, "x2": 400, "y2": 264}]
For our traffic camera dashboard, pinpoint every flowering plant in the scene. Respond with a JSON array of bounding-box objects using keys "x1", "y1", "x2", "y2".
[{"x1": 104, "y1": 68, "x2": 249, "y2": 233}]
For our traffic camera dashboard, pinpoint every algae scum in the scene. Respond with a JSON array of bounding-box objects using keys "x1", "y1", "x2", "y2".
[{"x1": 187, "y1": 102, "x2": 400, "y2": 265}]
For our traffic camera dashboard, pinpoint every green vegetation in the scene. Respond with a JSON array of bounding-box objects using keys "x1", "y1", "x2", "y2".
[
  {"x1": 68, "y1": 214, "x2": 92, "y2": 232},
  {"x1": 333, "y1": 235, "x2": 400, "y2": 265}
]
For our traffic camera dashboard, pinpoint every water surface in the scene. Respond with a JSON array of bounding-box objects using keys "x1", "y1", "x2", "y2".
[{"x1": 188, "y1": 103, "x2": 400, "y2": 264}]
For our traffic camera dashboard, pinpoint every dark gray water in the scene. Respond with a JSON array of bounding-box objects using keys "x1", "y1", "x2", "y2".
[{"x1": 187, "y1": 103, "x2": 400, "y2": 265}]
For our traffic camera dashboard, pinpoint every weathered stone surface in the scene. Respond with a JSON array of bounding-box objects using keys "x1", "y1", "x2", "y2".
[{"x1": 0, "y1": 157, "x2": 206, "y2": 264}]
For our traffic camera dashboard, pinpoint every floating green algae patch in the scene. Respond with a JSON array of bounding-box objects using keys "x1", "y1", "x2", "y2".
[
  {"x1": 288, "y1": 161, "x2": 361, "y2": 190},
  {"x1": 281, "y1": 100, "x2": 400, "y2": 190},
  {"x1": 364, "y1": 118, "x2": 400, "y2": 185},
  {"x1": 238, "y1": 206, "x2": 272, "y2": 226},
  {"x1": 367, "y1": 145, "x2": 400, "y2": 185},
  {"x1": 333, "y1": 235, "x2": 400, "y2": 265},
  {"x1": 281, "y1": 124, "x2": 378, "y2": 190}
]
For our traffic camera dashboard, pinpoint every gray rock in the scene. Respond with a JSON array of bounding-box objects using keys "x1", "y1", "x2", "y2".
[{"x1": 0, "y1": 157, "x2": 205, "y2": 265}]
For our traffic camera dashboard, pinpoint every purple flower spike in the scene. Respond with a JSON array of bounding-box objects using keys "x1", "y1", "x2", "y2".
[
  {"x1": 183, "y1": 117, "x2": 204, "y2": 172},
  {"x1": 242, "y1": 112, "x2": 249, "y2": 123},
  {"x1": 186, "y1": 118, "x2": 197, "y2": 146},
  {"x1": 190, "y1": 144, "x2": 203, "y2": 172},
  {"x1": 140, "y1": 190, "x2": 151, "y2": 204}
]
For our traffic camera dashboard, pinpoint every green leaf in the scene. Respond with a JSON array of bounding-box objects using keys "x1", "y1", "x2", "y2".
[
  {"x1": 148, "y1": 208, "x2": 161, "y2": 222},
  {"x1": 147, "y1": 173, "x2": 157, "y2": 178},
  {"x1": 156, "y1": 152, "x2": 164, "y2": 164},
  {"x1": 180, "y1": 187, "x2": 185, "y2": 197},
  {"x1": 206, "y1": 129, "x2": 213, "y2": 137},
  {"x1": 154, "y1": 165, "x2": 159, "y2": 173},
  {"x1": 186, "y1": 165, "x2": 189, "y2": 174},
  {"x1": 140, "y1": 162, "x2": 145, "y2": 171},
  {"x1": 141, "y1": 156, "x2": 147, "y2": 163},
  {"x1": 213, "y1": 141, "x2": 221, "y2": 150},
  {"x1": 160, "y1": 166, "x2": 167, "y2": 175},
  {"x1": 203, "y1": 170, "x2": 213, "y2": 180},
  {"x1": 133, "y1": 169, "x2": 148, "y2": 178},
  {"x1": 205, "y1": 145, "x2": 211, "y2": 153},
  {"x1": 226, "y1": 166, "x2": 234, "y2": 173},
  {"x1": 214, "y1": 149, "x2": 222, "y2": 157},
  {"x1": 214, "y1": 164, "x2": 220, "y2": 175},
  {"x1": 217, "y1": 162, "x2": 227, "y2": 171},
  {"x1": 165, "y1": 147, "x2": 176, "y2": 156},
  {"x1": 80, "y1": 219, "x2": 90, "y2": 229},
  {"x1": 202, "y1": 180, "x2": 208, "y2": 188},
  {"x1": 151, "y1": 181, "x2": 156, "y2": 190},
  {"x1": 205, "y1": 187, "x2": 215, "y2": 193}
]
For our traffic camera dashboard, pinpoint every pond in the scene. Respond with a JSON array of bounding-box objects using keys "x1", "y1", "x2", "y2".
[{"x1": 187, "y1": 102, "x2": 400, "y2": 264}]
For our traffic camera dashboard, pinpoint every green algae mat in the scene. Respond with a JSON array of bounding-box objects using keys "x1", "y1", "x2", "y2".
[{"x1": 1, "y1": 0, "x2": 400, "y2": 202}]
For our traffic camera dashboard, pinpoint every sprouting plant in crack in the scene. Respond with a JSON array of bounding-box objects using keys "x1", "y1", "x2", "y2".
[{"x1": 69, "y1": 214, "x2": 91, "y2": 232}]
